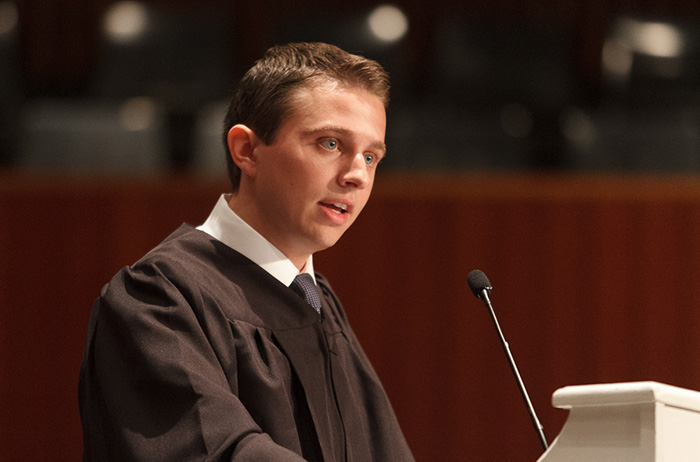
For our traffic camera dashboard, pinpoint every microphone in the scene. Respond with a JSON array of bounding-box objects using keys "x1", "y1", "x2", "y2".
[{"x1": 467, "y1": 269, "x2": 549, "y2": 451}]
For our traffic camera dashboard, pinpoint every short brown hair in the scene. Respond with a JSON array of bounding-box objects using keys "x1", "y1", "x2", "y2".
[{"x1": 222, "y1": 42, "x2": 390, "y2": 190}]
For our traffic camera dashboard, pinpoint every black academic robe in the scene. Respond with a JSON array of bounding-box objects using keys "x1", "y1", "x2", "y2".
[{"x1": 79, "y1": 224, "x2": 413, "y2": 462}]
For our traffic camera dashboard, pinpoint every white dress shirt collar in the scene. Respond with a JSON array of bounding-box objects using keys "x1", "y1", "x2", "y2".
[{"x1": 196, "y1": 194, "x2": 315, "y2": 286}]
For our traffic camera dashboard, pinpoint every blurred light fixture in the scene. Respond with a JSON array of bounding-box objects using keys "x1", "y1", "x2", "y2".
[
  {"x1": 0, "y1": 1, "x2": 18, "y2": 36},
  {"x1": 603, "y1": 17, "x2": 685, "y2": 82},
  {"x1": 609, "y1": 17, "x2": 684, "y2": 58},
  {"x1": 601, "y1": 39, "x2": 633, "y2": 79},
  {"x1": 632, "y1": 20, "x2": 683, "y2": 58},
  {"x1": 120, "y1": 97, "x2": 158, "y2": 131},
  {"x1": 367, "y1": 4, "x2": 409, "y2": 43},
  {"x1": 103, "y1": 1, "x2": 149, "y2": 44},
  {"x1": 560, "y1": 107, "x2": 597, "y2": 149}
]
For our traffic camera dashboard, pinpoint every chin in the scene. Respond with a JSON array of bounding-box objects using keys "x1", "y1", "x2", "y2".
[{"x1": 312, "y1": 233, "x2": 344, "y2": 253}]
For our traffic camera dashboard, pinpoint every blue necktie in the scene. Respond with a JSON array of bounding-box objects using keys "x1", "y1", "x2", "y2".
[{"x1": 291, "y1": 273, "x2": 322, "y2": 313}]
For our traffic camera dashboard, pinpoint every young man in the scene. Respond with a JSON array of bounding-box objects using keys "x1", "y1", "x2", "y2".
[{"x1": 79, "y1": 42, "x2": 414, "y2": 461}]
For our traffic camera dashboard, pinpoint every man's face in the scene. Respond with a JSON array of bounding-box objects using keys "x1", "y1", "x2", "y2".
[{"x1": 242, "y1": 82, "x2": 386, "y2": 266}]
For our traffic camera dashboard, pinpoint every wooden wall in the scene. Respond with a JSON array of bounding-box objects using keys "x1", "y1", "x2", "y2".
[{"x1": 3, "y1": 171, "x2": 700, "y2": 460}]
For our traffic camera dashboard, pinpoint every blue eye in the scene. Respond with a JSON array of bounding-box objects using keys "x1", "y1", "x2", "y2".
[
  {"x1": 364, "y1": 154, "x2": 375, "y2": 165},
  {"x1": 321, "y1": 139, "x2": 338, "y2": 151}
]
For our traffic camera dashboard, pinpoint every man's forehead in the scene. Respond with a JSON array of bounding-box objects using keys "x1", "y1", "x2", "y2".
[
  {"x1": 285, "y1": 84, "x2": 386, "y2": 131},
  {"x1": 290, "y1": 79, "x2": 383, "y2": 109}
]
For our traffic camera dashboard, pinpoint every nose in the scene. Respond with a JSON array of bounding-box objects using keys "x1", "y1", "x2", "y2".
[{"x1": 338, "y1": 153, "x2": 370, "y2": 189}]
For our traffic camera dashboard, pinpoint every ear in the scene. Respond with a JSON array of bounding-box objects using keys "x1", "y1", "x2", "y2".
[{"x1": 227, "y1": 124, "x2": 260, "y2": 177}]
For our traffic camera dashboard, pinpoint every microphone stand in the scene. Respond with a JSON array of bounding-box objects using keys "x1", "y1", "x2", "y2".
[{"x1": 479, "y1": 288, "x2": 549, "y2": 451}]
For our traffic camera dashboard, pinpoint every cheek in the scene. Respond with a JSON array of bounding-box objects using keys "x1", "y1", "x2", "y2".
[
  {"x1": 267, "y1": 157, "x2": 304, "y2": 190},
  {"x1": 282, "y1": 168, "x2": 314, "y2": 199}
]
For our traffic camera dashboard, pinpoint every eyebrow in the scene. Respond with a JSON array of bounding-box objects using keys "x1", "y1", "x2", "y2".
[{"x1": 304, "y1": 126, "x2": 387, "y2": 155}]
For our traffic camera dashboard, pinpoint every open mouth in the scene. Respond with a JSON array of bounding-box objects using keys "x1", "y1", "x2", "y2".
[{"x1": 321, "y1": 202, "x2": 349, "y2": 214}]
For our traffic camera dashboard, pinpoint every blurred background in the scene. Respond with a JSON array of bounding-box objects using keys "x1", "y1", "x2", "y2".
[
  {"x1": 5, "y1": 0, "x2": 700, "y2": 174},
  {"x1": 3, "y1": 0, "x2": 700, "y2": 460}
]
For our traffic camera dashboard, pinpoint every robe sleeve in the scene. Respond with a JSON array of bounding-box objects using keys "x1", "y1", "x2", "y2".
[{"x1": 79, "y1": 262, "x2": 307, "y2": 462}]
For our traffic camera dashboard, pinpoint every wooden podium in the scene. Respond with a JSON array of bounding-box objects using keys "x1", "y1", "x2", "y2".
[{"x1": 537, "y1": 381, "x2": 700, "y2": 461}]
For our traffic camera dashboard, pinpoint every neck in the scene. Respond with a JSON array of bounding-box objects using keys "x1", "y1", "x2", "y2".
[{"x1": 227, "y1": 193, "x2": 311, "y2": 271}]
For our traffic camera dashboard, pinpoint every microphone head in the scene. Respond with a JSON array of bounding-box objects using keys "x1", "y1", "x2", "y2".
[{"x1": 467, "y1": 269, "x2": 492, "y2": 298}]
